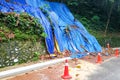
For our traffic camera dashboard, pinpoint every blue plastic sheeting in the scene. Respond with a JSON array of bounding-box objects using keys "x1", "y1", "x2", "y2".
[
  {"x1": 70, "y1": 53, "x2": 88, "y2": 59},
  {"x1": 9, "y1": 0, "x2": 26, "y2": 5},
  {"x1": 0, "y1": 0, "x2": 102, "y2": 58},
  {"x1": 47, "y1": 2, "x2": 102, "y2": 53}
]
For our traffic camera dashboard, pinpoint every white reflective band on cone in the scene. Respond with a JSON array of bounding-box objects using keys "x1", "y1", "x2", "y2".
[{"x1": 65, "y1": 63, "x2": 69, "y2": 66}]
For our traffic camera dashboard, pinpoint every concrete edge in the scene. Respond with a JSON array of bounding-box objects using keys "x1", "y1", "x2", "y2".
[{"x1": 0, "y1": 57, "x2": 72, "y2": 79}]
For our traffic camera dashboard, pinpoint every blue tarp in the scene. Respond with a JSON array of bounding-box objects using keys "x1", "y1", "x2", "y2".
[{"x1": 0, "y1": 0, "x2": 102, "y2": 58}]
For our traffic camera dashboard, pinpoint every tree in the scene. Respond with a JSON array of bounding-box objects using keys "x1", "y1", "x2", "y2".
[{"x1": 104, "y1": 0, "x2": 115, "y2": 36}]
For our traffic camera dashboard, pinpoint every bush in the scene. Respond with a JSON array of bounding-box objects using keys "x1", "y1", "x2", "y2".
[
  {"x1": 0, "y1": 12, "x2": 46, "y2": 42},
  {"x1": 96, "y1": 35, "x2": 120, "y2": 47}
]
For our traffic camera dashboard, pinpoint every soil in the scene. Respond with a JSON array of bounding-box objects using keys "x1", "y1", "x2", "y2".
[{"x1": 1, "y1": 53, "x2": 116, "y2": 80}]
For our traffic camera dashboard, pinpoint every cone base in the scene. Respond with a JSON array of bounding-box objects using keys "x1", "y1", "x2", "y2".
[
  {"x1": 96, "y1": 61, "x2": 102, "y2": 63},
  {"x1": 115, "y1": 55, "x2": 119, "y2": 57},
  {"x1": 61, "y1": 75, "x2": 72, "y2": 79},
  {"x1": 115, "y1": 54, "x2": 119, "y2": 57}
]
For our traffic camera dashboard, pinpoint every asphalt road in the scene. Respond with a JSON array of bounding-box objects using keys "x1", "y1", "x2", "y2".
[{"x1": 89, "y1": 57, "x2": 120, "y2": 80}]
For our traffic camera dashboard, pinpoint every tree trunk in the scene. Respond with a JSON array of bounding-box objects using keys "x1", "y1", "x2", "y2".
[{"x1": 104, "y1": 1, "x2": 115, "y2": 37}]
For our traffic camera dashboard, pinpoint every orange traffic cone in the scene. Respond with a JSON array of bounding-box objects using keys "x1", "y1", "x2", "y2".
[
  {"x1": 96, "y1": 53, "x2": 102, "y2": 63},
  {"x1": 115, "y1": 49, "x2": 119, "y2": 57},
  {"x1": 61, "y1": 59, "x2": 72, "y2": 79}
]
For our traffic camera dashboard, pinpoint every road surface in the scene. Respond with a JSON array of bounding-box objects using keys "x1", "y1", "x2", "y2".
[{"x1": 89, "y1": 57, "x2": 120, "y2": 80}]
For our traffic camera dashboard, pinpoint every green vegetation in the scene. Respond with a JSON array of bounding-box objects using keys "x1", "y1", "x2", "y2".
[{"x1": 0, "y1": 12, "x2": 46, "y2": 42}]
